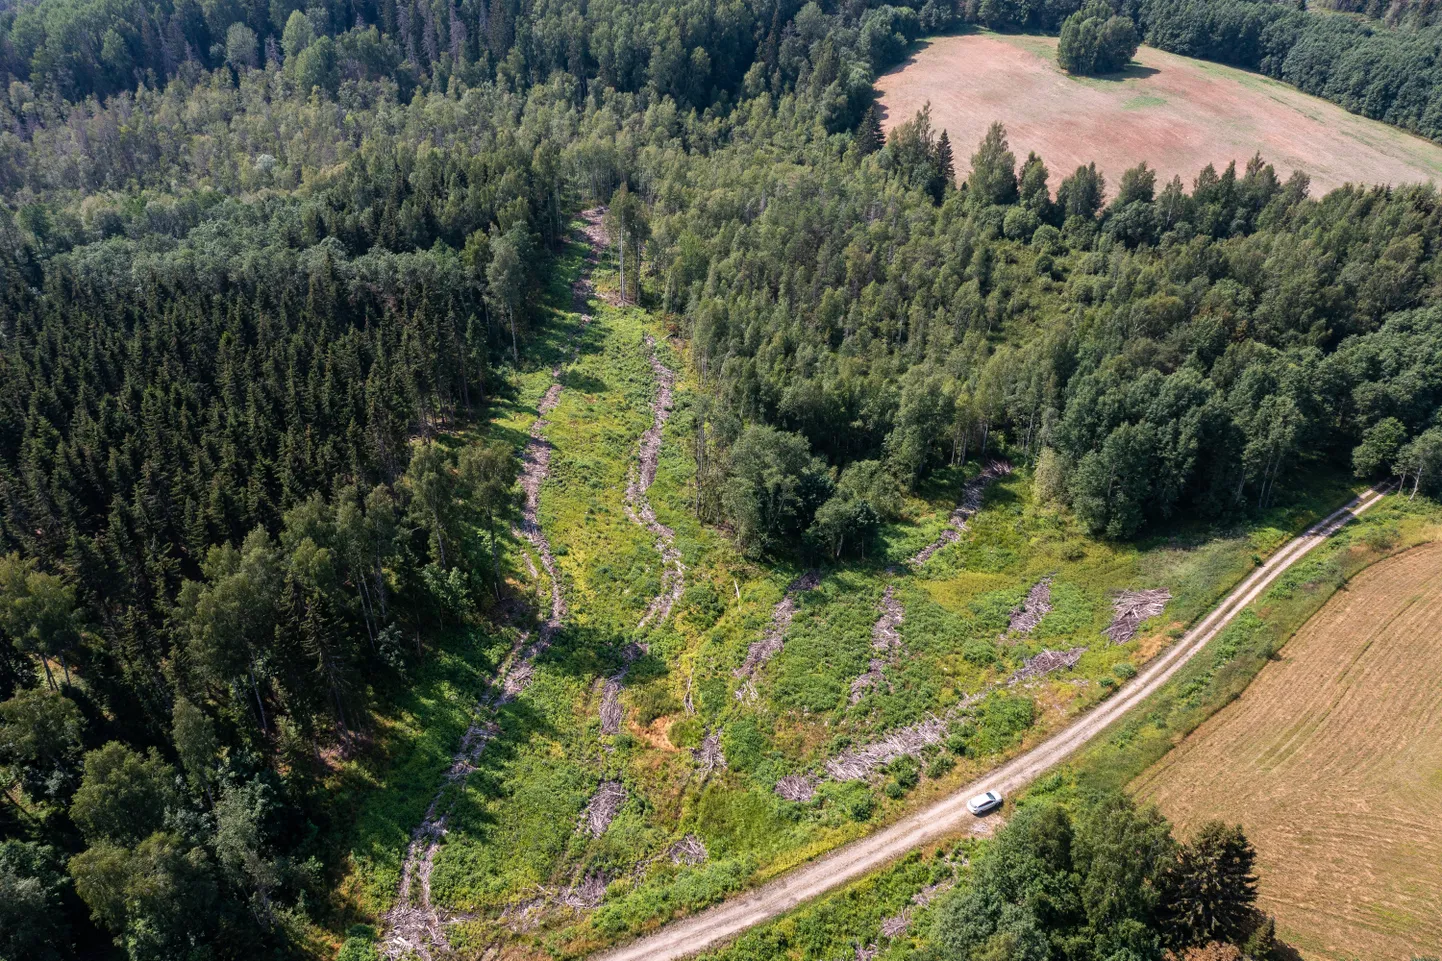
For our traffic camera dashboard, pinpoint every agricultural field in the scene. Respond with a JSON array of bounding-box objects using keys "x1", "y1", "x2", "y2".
[
  {"x1": 1135, "y1": 540, "x2": 1442, "y2": 961},
  {"x1": 875, "y1": 32, "x2": 1442, "y2": 194},
  {"x1": 335, "y1": 220, "x2": 1372, "y2": 959},
  {"x1": 676, "y1": 497, "x2": 1442, "y2": 961}
]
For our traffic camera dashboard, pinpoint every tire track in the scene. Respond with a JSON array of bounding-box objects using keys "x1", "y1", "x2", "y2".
[
  {"x1": 590, "y1": 486, "x2": 1390, "y2": 961},
  {"x1": 379, "y1": 209, "x2": 605, "y2": 961}
]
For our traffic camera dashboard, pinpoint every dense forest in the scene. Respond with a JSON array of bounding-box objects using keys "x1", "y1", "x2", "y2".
[{"x1": 1, "y1": 0, "x2": 1441, "y2": 958}]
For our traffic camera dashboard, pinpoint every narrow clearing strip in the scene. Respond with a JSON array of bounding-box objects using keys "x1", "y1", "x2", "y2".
[
  {"x1": 379, "y1": 209, "x2": 604, "y2": 961},
  {"x1": 591, "y1": 486, "x2": 1389, "y2": 961},
  {"x1": 626, "y1": 334, "x2": 685, "y2": 632},
  {"x1": 601, "y1": 333, "x2": 686, "y2": 732}
]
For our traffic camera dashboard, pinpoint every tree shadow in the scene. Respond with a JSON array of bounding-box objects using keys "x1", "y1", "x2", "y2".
[
  {"x1": 562, "y1": 369, "x2": 609, "y2": 395},
  {"x1": 1090, "y1": 62, "x2": 1161, "y2": 82}
]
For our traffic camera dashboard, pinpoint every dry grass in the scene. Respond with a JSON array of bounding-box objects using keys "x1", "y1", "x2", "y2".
[
  {"x1": 876, "y1": 33, "x2": 1442, "y2": 194},
  {"x1": 1134, "y1": 542, "x2": 1442, "y2": 961}
]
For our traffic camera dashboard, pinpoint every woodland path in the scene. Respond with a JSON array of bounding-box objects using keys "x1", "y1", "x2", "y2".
[
  {"x1": 591, "y1": 486, "x2": 1391, "y2": 961},
  {"x1": 378, "y1": 208, "x2": 606, "y2": 960}
]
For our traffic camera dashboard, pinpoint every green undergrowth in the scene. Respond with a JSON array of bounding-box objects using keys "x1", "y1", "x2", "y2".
[
  {"x1": 337, "y1": 224, "x2": 1398, "y2": 958},
  {"x1": 670, "y1": 497, "x2": 1441, "y2": 961}
]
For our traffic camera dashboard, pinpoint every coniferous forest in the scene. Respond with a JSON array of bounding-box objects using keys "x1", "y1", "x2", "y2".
[{"x1": 2, "y1": 0, "x2": 1442, "y2": 959}]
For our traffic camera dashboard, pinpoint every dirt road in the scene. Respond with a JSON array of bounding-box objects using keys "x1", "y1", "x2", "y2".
[{"x1": 591, "y1": 486, "x2": 1390, "y2": 961}]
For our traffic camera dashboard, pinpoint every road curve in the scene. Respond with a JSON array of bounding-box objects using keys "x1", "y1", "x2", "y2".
[{"x1": 591, "y1": 486, "x2": 1390, "y2": 961}]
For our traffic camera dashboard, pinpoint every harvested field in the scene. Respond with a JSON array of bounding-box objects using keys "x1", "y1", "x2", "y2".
[
  {"x1": 876, "y1": 33, "x2": 1442, "y2": 195},
  {"x1": 1134, "y1": 542, "x2": 1442, "y2": 961}
]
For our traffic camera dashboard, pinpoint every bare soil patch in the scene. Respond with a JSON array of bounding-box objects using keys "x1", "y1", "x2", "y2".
[
  {"x1": 1134, "y1": 542, "x2": 1442, "y2": 960},
  {"x1": 876, "y1": 33, "x2": 1442, "y2": 195}
]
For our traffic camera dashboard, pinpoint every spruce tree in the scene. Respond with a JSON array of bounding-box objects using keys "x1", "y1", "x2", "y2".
[
  {"x1": 1161, "y1": 821, "x2": 1260, "y2": 947},
  {"x1": 933, "y1": 130, "x2": 955, "y2": 193},
  {"x1": 857, "y1": 104, "x2": 884, "y2": 156}
]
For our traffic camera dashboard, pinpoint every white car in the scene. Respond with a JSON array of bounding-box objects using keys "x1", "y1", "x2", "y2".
[{"x1": 966, "y1": 790, "x2": 1003, "y2": 815}]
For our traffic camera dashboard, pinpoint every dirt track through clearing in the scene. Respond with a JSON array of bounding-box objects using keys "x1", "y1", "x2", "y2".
[
  {"x1": 379, "y1": 209, "x2": 604, "y2": 961},
  {"x1": 590, "y1": 487, "x2": 1389, "y2": 961},
  {"x1": 1136, "y1": 540, "x2": 1442, "y2": 960},
  {"x1": 627, "y1": 334, "x2": 685, "y2": 632}
]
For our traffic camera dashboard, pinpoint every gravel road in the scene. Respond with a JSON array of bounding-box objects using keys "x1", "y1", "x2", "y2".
[{"x1": 590, "y1": 486, "x2": 1389, "y2": 961}]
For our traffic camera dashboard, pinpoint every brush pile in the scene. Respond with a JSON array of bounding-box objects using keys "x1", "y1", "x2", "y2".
[
  {"x1": 734, "y1": 570, "x2": 822, "y2": 697},
  {"x1": 824, "y1": 715, "x2": 948, "y2": 781},
  {"x1": 774, "y1": 774, "x2": 816, "y2": 802},
  {"x1": 692, "y1": 728, "x2": 727, "y2": 776},
  {"x1": 668, "y1": 834, "x2": 709, "y2": 866},
  {"x1": 579, "y1": 780, "x2": 627, "y2": 838},
  {"x1": 1006, "y1": 577, "x2": 1053, "y2": 637},
  {"x1": 910, "y1": 461, "x2": 1012, "y2": 566},
  {"x1": 1008, "y1": 647, "x2": 1086, "y2": 685},
  {"x1": 1105, "y1": 588, "x2": 1171, "y2": 644}
]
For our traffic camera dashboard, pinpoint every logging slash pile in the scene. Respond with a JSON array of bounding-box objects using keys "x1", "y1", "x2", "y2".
[
  {"x1": 909, "y1": 461, "x2": 1012, "y2": 566},
  {"x1": 774, "y1": 774, "x2": 817, "y2": 802},
  {"x1": 579, "y1": 780, "x2": 628, "y2": 838},
  {"x1": 824, "y1": 714, "x2": 949, "y2": 781},
  {"x1": 692, "y1": 728, "x2": 727, "y2": 776},
  {"x1": 734, "y1": 569, "x2": 822, "y2": 700},
  {"x1": 1006, "y1": 577, "x2": 1053, "y2": 638},
  {"x1": 851, "y1": 586, "x2": 906, "y2": 703},
  {"x1": 667, "y1": 834, "x2": 709, "y2": 866},
  {"x1": 1105, "y1": 588, "x2": 1171, "y2": 643},
  {"x1": 1008, "y1": 647, "x2": 1086, "y2": 685}
]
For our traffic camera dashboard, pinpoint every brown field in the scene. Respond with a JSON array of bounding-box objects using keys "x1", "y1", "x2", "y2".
[
  {"x1": 876, "y1": 33, "x2": 1442, "y2": 195},
  {"x1": 1134, "y1": 542, "x2": 1442, "y2": 960}
]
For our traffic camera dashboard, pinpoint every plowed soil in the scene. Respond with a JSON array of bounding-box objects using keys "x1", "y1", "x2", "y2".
[
  {"x1": 876, "y1": 33, "x2": 1442, "y2": 195},
  {"x1": 1135, "y1": 542, "x2": 1442, "y2": 961}
]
